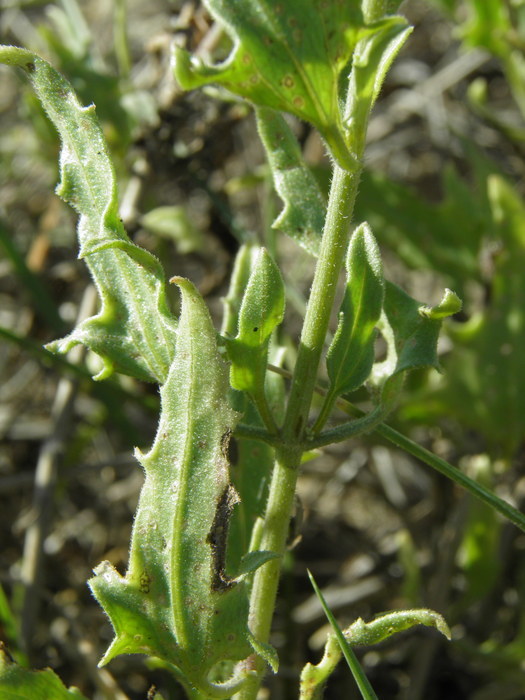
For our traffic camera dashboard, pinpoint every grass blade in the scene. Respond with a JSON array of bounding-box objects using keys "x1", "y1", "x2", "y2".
[{"x1": 307, "y1": 570, "x2": 379, "y2": 700}]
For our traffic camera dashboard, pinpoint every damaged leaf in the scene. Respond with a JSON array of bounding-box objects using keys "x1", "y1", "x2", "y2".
[{"x1": 89, "y1": 278, "x2": 259, "y2": 697}]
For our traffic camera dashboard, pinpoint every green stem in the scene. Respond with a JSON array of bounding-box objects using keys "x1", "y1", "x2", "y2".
[
  {"x1": 236, "y1": 160, "x2": 364, "y2": 700},
  {"x1": 235, "y1": 423, "x2": 277, "y2": 445},
  {"x1": 282, "y1": 162, "x2": 362, "y2": 443},
  {"x1": 300, "y1": 634, "x2": 342, "y2": 700},
  {"x1": 234, "y1": 446, "x2": 301, "y2": 700},
  {"x1": 303, "y1": 571, "x2": 379, "y2": 700},
  {"x1": 252, "y1": 382, "x2": 279, "y2": 435},
  {"x1": 308, "y1": 404, "x2": 387, "y2": 449},
  {"x1": 235, "y1": 5, "x2": 398, "y2": 688},
  {"x1": 375, "y1": 421, "x2": 525, "y2": 533},
  {"x1": 311, "y1": 388, "x2": 338, "y2": 434}
]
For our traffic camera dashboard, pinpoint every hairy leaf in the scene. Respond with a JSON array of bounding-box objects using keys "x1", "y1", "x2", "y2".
[
  {"x1": 371, "y1": 282, "x2": 460, "y2": 405},
  {"x1": 227, "y1": 248, "x2": 285, "y2": 394},
  {"x1": 346, "y1": 609, "x2": 451, "y2": 645},
  {"x1": 419, "y1": 288, "x2": 462, "y2": 320},
  {"x1": 0, "y1": 46, "x2": 177, "y2": 384},
  {"x1": 237, "y1": 550, "x2": 281, "y2": 579},
  {"x1": 0, "y1": 645, "x2": 88, "y2": 700},
  {"x1": 221, "y1": 244, "x2": 259, "y2": 338},
  {"x1": 300, "y1": 573, "x2": 449, "y2": 700},
  {"x1": 346, "y1": 17, "x2": 411, "y2": 151},
  {"x1": 222, "y1": 248, "x2": 281, "y2": 566},
  {"x1": 173, "y1": 0, "x2": 369, "y2": 169},
  {"x1": 326, "y1": 223, "x2": 384, "y2": 397},
  {"x1": 89, "y1": 278, "x2": 256, "y2": 697},
  {"x1": 256, "y1": 107, "x2": 325, "y2": 256}
]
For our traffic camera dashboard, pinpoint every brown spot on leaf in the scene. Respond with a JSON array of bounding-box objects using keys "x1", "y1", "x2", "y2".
[
  {"x1": 207, "y1": 484, "x2": 239, "y2": 592},
  {"x1": 220, "y1": 430, "x2": 233, "y2": 460}
]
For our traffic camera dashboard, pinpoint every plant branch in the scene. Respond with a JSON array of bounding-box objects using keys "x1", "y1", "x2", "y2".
[
  {"x1": 235, "y1": 423, "x2": 280, "y2": 446},
  {"x1": 238, "y1": 114, "x2": 367, "y2": 700},
  {"x1": 267, "y1": 363, "x2": 525, "y2": 533},
  {"x1": 306, "y1": 404, "x2": 388, "y2": 448},
  {"x1": 281, "y1": 162, "x2": 362, "y2": 445}
]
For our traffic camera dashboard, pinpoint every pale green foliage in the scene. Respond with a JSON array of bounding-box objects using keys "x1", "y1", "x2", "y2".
[
  {"x1": 442, "y1": 175, "x2": 525, "y2": 457},
  {"x1": 432, "y1": 0, "x2": 525, "y2": 119},
  {"x1": 327, "y1": 223, "x2": 384, "y2": 397},
  {"x1": 89, "y1": 277, "x2": 256, "y2": 696},
  {"x1": 0, "y1": 646, "x2": 88, "y2": 700},
  {"x1": 141, "y1": 205, "x2": 206, "y2": 254},
  {"x1": 255, "y1": 107, "x2": 325, "y2": 256},
  {"x1": 0, "y1": 12, "x2": 453, "y2": 697},
  {"x1": 371, "y1": 281, "x2": 453, "y2": 400},
  {"x1": 221, "y1": 244, "x2": 258, "y2": 337},
  {"x1": 0, "y1": 46, "x2": 177, "y2": 384},
  {"x1": 227, "y1": 248, "x2": 285, "y2": 394},
  {"x1": 173, "y1": 0, "x2": 366, "y2": 168},
  {"x1": 221, "y1": 246, "x2": 283, "y2": 564},
  {"x1": 346, "y1": 609, "x2": 451, "y2": 644},
  {"x1": 345, "y1": 17, "x2": 412, "y2": 151},
  {"x1": 419, "y1": 288, "x2": 462, "y2": 320}
]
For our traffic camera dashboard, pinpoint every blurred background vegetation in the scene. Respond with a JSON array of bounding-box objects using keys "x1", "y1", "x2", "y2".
[{"x1": 1, "y1": 1, "x2": 525, "y2": 698}]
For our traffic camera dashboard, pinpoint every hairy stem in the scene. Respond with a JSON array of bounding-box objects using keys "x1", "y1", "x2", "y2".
[
  {"x1": 235, "y1": 158, "x2": 363, "y2": 699},
  {"x1": 283, "y1": 163, "x2": 362, "y2": 443},
  {"x1": 232, "y1": 2, "x2": 403, "y2": 689}
]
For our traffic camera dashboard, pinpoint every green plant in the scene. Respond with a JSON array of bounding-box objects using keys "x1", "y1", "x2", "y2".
[{"x1": 1, "y1": 1, "x2": 525, "y2": 698}]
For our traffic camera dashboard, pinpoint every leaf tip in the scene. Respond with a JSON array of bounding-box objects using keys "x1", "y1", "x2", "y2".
[{"x1": 419, "y1": 288, "x2": 462, "y2": 320}]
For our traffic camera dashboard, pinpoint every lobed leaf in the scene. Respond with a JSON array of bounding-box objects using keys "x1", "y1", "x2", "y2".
[
  {"x1": 89, "y1": 278, "x2": 257, "y2": 697},
  {"x1": 256, "y1": 107, "x2": 325, "y2": 256},
  {"x1": 0, "y1": 45, "x2": 177, "y2": 384},
  {"x1": 371, "y1": 282, "x2": 460, "y2": 406},
  {"x1": 0, "y1": 644, "x2": 89, "y2": 700},
  {"x1": 173, "y1": 0, "x2": 369, "y2": 169},
  {"x1": 326, "y1": 222, "x2": 384, "y2": 397}
]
